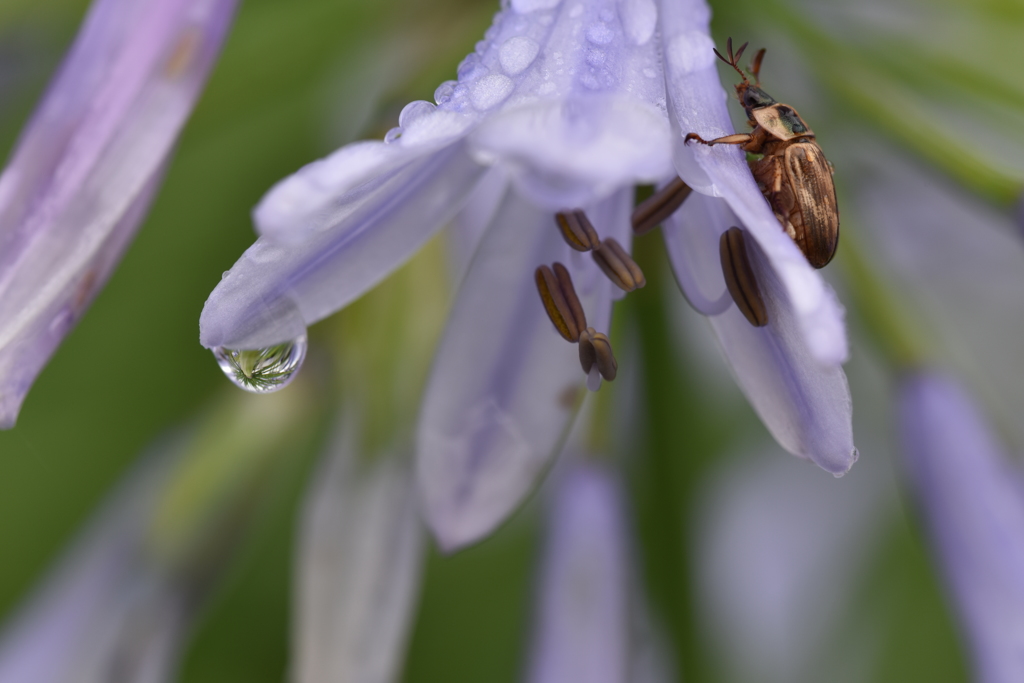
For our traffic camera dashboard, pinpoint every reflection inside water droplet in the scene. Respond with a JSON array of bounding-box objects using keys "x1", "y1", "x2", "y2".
[{"x1": 212, "y1": 334, "x2": 307, "y2": 393}]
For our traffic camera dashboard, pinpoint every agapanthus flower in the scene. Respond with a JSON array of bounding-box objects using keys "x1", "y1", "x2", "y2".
[
  {"x1": 201, "y1": 0, "x2": 855, "y2": 550},
  {"x1": 0, "y1": 0, "x2": 237, "y2": 427},
  {"x1": 899, "y1": 372, "x2": 1024, "y2": 683}
]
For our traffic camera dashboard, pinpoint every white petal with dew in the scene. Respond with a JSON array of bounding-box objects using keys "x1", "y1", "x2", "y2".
[
  {"x1": 617, "y1": 0, "x2": 657, "y2": 46},
  {"x1": 416, "y1": 188, "x2": 628, "y2": 551},
  {"x1": 255, "y1": 111, "x2": 474, "y2": 246},
  {"x1": 663, "y1": 195, "x2": 856, "y2": 475},
  {"x1": 200, "y1": 142, "x2": 486, "y2": 350},
  {"x1": 528, "y1": 462, "x2": 629, "y2": 683},
  {"x1": 657, "y1": 0, "x2": 847, "y2": 366},
  {"x1": 459, "y1": 0, "x2": 671, "y2": 208},
  {"x1": 900, "y1": 373, "x2": 1024, "y2": 683},
  {"x1": 0, "y1": 0, "x2": 237, "y2": 427},
  {"x1": 471, "y1": 95, "x2": 673, "y2": 209},
  {"x1": 293, "y1": 421, "x2": 423, "y2": 683}
]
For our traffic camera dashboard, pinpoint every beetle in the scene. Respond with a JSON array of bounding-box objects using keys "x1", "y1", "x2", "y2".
[{"x1": 685, "y1": 38, "x2": 839, "y2": 269}]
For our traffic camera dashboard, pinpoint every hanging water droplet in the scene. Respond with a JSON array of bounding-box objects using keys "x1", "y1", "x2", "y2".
[
  {"x1": 212, "y1": 334, "x2": 307, "y2": 393},
  {"x1": 383, "y1": 127, "x2": 403, "y2": 144}
]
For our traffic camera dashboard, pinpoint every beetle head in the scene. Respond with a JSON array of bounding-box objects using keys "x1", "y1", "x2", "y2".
[
  {"x1": 738, "y1": 84, "x2": 776, "y2": 115},
  {"x1": 715, "y1": 39, "x2": 776, "y2": 121}
]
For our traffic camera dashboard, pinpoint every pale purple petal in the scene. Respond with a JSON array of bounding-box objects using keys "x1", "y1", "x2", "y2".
[
  {"x1": 694, "y1": 448, "x2": 891, "y2": 683},
  {"x1": 0, "y1": 166, "x2": 165, "y2": 427},
  {"x1": 200, "y1": 141, "x2": 486, "y2": 350},
  {"x1": 664, "y1": 194, "x2": 856, "y2": 474},
  {"x1": 900, "y1": 373, "x2": 1024, "y2": 683},
  {"x1": 447, "y1": 166, "x2": 510, "y2": 282},
  {"x1": 0, "y1": 0, "x2": 237, "y2": 427},
  {"x1": 293, "y1": 417, "x2": 423, "y2": 683},
  {"x1": 461, "y1": 0, "x2": 672, "y2": 208},
  {"x1": 656, "y1": 0, "x2": 847, "y2": 366},
  {"x1": 527, "y1": 461, "x2": 629, "y2": 683},
  {"x1": 659, "y1": 187, "x2": 731, "y2": 316},
  {"x1": 416, "y1": 188, "x2": 630, "y2": 551},
  {"x1": 255, "y1": 108, "x2": 477, "y2": 245}
]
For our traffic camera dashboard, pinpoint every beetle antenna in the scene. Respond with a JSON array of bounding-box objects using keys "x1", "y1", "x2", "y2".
[
  {"x1": 749, "y1": 48, "x2": 766, "y2": 85},
  {"x1": 733, "y1": 41, "x2": 748, "y2": 65},
  {"x1": 714, "y1": 38, "x2": 750, "y2": 83}
]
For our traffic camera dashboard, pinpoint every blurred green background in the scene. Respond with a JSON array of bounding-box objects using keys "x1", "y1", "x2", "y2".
[{"x1": 0, "y1": 0, "x2": 1005, "y2": 680}]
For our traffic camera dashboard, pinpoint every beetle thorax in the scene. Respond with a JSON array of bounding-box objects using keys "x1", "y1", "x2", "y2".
[{"x1": 751, "y1": 104, "x2": 814, "y2": 141}]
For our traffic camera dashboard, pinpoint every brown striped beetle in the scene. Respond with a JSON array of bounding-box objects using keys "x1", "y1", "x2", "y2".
[{"x1": 685, "y1": 38, "x2": 839, "y2": 269}]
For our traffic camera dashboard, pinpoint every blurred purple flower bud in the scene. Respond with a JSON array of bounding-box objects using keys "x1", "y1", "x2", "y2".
[
  {"x1": 899, "y1": 372, "x2": 1024, "y2": 683},
  {"x1": 528, "y1": 459, "x2": 672, "y2": 683}
]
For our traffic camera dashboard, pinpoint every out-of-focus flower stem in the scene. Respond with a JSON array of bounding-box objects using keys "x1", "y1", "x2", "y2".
[{"x1": 625, "y1": 236, "x2": 707, "y2": 679}]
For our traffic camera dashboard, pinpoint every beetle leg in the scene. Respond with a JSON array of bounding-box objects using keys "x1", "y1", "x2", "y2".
[{"x1": 685, "y1": 132, "x2": 752, "y2": 146}]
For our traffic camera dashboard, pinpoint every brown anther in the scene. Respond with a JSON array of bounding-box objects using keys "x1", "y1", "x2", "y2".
[
  {"x1": 556, "y1": 210, "x2": 601, "y2": 251},
  {"x1": 720, "y1": 227, "x2": 768, "y2": 327},
  {"x1": 535, "y1": 262, "x2": 588, "y2": 342},
  {"x1": 631, "y1": 177, "x2": 693, "y2": 235},
  {"x1": 578, "y1": 327, "x2": 618, "y2": 382},
  {"x1": 592, "y1": 238, "x2": 646, "y2": 292}
]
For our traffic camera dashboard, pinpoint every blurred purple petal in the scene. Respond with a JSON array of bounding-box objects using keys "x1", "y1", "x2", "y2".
[
  {"x1": 664, "y1": 194, "x2": 856, "y2": 474},
  {"x1": 416, "y1": 189, "x2": 629, "y2": 551},
  {"x1": 0, "y1": 0, "x2": 238, "y2": 427},
  {"x1": 657, "y1": 0, "x2": 848, "y2": 367},
  {"x1": 0, "y1": 377, "x2": 314, "y2": 683},
  {"x1": 900, "y1": 372, "x2": 1024, "y2": 682},
  {"x1": 695, "y1": 448, "x2": 891, "y2": 682},
  {"x1": 200, "y1": 142, "x2": 486, "y2": 350},
  {"x1": 527, "y1": 461, "x2": 629, "y2": 683},
  {"x1": 293, "y1": 417, "x2": 423, "y2": 683},
  {"x1": 0, "y1": 454, "x2": 185, "y2": 683}
]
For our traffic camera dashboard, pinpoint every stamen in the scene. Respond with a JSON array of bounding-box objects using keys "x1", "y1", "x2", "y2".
[
  {"x1": 578, "y1": 327, "x2": 617, "y2": 382},
  {"x1": 555, "y1": 210, "x2": 601, "y2": 251},
  {"x1": 631, "y1": 177, "x2": 693, "y2": 235},
  {"x1": 535, "y1": 262, "x2": 587, "y2": 342},
  {"x1": 719, "y1": 226, "x2": 768, "y2": 327},
  {"x1": 592, "y1": 238, "x2": 646, "y2": 292}
]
